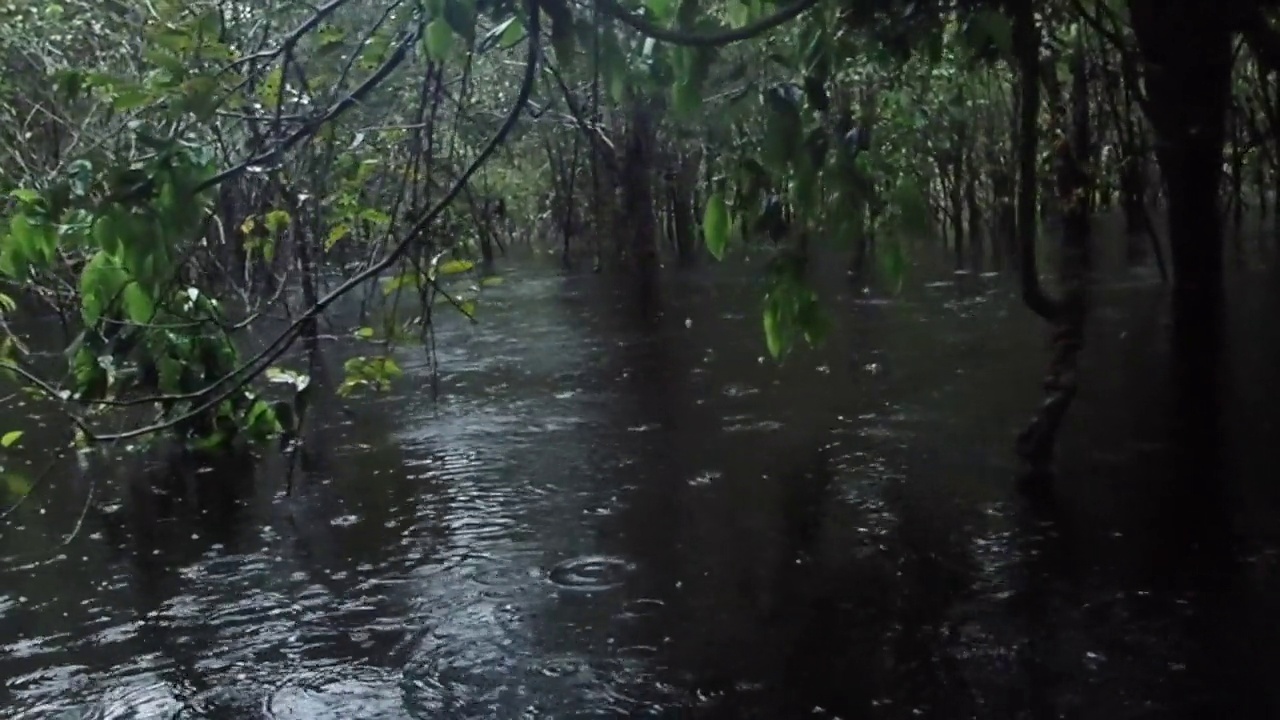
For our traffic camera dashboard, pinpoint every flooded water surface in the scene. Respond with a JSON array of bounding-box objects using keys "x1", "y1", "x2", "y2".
[{"x1": 2, "y1": 262, "x2": 1280, "y2": 718}]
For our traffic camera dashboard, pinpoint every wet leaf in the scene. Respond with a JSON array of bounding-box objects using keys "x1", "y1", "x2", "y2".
[
  {"x1": 359, "y1": 208, "x2": 391, "y2": 225},
  {"x1": 325, "y1": 224, "x2": 350, "y2": 250},
  {"x1": 425, "y1": 19, "x2": 455, "y2": 61},
  {"x1": 437, "y1": 259, "x2": 475, "y2": 275},
  {"x1": 762, "y1": 301, "x2": 783, "y2": 360},
  {"x1": 479, "y1": 16, "x2": 522, "y2": 52},
  {"x1": 703, "y1": 192, "x2": 729, "y2": 260},
  {"x1": 122, "y1": 283, "x2": 154, "y2": 325},
  {"x1": 264, "y1": 209, "x2": 291, "y2": 234},
  {"x1": 2, "y1": 472, "x2": 33, "y2": 499}
]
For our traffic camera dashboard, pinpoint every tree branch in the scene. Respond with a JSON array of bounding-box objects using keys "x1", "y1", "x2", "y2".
[{"x1": 592, "y1": 0, "x2": 819, "y2": 47}]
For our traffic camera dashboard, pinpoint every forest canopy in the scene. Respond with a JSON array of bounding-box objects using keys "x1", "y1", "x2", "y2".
[{"x1": 1, "y1": 0, "x2": 1278, "y2": 457}]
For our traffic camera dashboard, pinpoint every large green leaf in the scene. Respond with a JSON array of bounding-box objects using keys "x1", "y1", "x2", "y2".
[
  {"x1": 425, "y1": 19, "x2": 455, "y2": 61},
  {"x1": 703, "y1": 193, "x2": 729, "y2": 260},
  {"x1": 79, "y1": 251, "x2": 130, "y2": 326}
]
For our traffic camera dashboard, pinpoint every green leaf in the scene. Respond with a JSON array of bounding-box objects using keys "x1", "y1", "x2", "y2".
[
  {"x1": 8, "y1": 215, "x2": 35, "y2": 257},
  {"x1": 500, "y1": 16, "x2": 526, "y2": 46},
  {"x1": 244, "y1": 399, "x2": 281, "y2": 437},
  {"x1": 79, "y1": 251, "x2": 130, "y2": 326},
  {"x1": 259, "y1": 66, "x2": 284, "y2": 102},
  {"x1": 317, "y1": 25, "x2": 346, "y2": 54},
  {"x1": 9, "y1": 189, "x2": 40, "y2": 203},
  {"x1": 359, "y1": 208, "x2": 392, "y2": 225},
  {"x1": 2, "y1": 472, "x2": 33, "y2": 499},
  {"x1": 1, "y1": 430, "x2": 22, "y2": 448},
  {"x1": 479, "y1": 16, "x2": 522, "y2": 52},
  {"x1": 703, "y1": 193, "x2": 729, "y2": 260},
  {"x1": 437, "y1": 259, "x2": 475, "y2": 275},
  {"x1": 264, "y1": 209, "x2": 291, "y2": 234},
  {"x1": 762, "y1": 301, "x2": 784, "y2": 360},
  {"x1": 110, "y1": 88, "x2": 151, "y2": 111},
  {"x1": 325, "y1": 223, "x2": 350, "y2": 250},
  {"x1": 191, "y1": 430, "x2": 230, "y2": 451},
  {"x1": 355, "y1": 326, "x2": 375, "y2": 339},
  {"x1": 383, "y1": 271, "x2": 427, "y2": 295},
  {"x1": 122, "y1": 283, "x2": 154, "y2": 325},
  {"x1": 425, "y1": 19, "x2": 455, "y2": 61}
]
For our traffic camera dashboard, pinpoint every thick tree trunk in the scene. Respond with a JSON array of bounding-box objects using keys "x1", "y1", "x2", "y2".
[
  {"x1": 1128, "y1": 0, "x2": 1234, "y2": 333},
  {"x1": 621, "y1": 102, "x2": 659, "y2": 306}
]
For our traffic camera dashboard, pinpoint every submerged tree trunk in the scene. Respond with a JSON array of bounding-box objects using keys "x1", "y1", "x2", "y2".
[
  {"x1": 1011, "y1": 1, "x2": 1057, "y2": 323},
  {"x1": 965, "y1": 155, "x2": 983, "y2": 271},
  {"x1": 1128, "y1": 0, "x2": 1233, "y2": 337},
  {"x1": 1011, "y1": 0, "x2": 1092, "y2": 477},
  {"x1": 620, "y1": 102, "x2": 659, "y2": 305},
  {"x1": 992, "y1": 167, "x2": 1015, "y2": 272}
]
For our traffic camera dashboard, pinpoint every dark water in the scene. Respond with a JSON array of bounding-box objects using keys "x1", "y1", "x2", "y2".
[{"x1": 3, "y1": 257, "x2": 1280, "y2": 719}]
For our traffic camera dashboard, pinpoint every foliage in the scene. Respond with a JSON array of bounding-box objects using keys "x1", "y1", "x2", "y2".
[{"x1": 0, "y1": 0, "x2": 1277, "y2": 453}]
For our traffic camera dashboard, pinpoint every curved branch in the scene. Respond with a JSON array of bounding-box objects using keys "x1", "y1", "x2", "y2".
[
  {"x1": 593, "y1": 0, "x2": 819, "y2": 47},
  {"x1": 82, "y1": 0, "x2": 543, "y2": 444},
  {"x1": 198, "y1": 20, "x2": 422, "y2": 192},
  {"x1": 221, "y1": 0, "x2": 353, "y2": 74}
]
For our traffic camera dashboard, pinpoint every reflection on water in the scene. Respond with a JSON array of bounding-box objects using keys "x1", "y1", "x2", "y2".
[{"x1": 2, "y1": 259, "x2": 1280, "y2": 719}]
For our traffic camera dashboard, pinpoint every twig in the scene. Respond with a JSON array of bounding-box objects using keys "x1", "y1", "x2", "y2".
[{"x1": 59, "y1": 468, "x2": 96, "y2": 547}]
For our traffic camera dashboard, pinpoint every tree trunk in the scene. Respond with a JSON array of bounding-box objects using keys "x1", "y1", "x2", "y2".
[
  {"x1": 1015, "y1": 28, "x2": 1091, "y2": 475},
  {"x1": 1011, "y1": 0, "x2": 1057, "y2": 322},
  {"x1": 965, "y1": 157, "x2": 983, "y2": 271},
  {"x1": 1129, "y1": 0, "x2": 1234, "y2": 335},
  {"x1": 621, "y1": 102, "x2": 659, "y2": 300},
  {"x1": 949, "y1": 160, "x2": 965, "y2": 271}
]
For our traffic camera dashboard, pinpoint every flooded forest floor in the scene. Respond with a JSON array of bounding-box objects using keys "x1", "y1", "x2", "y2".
[{"x1": 3, "y1": 223, "x2": 1280, "y2": 719}]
